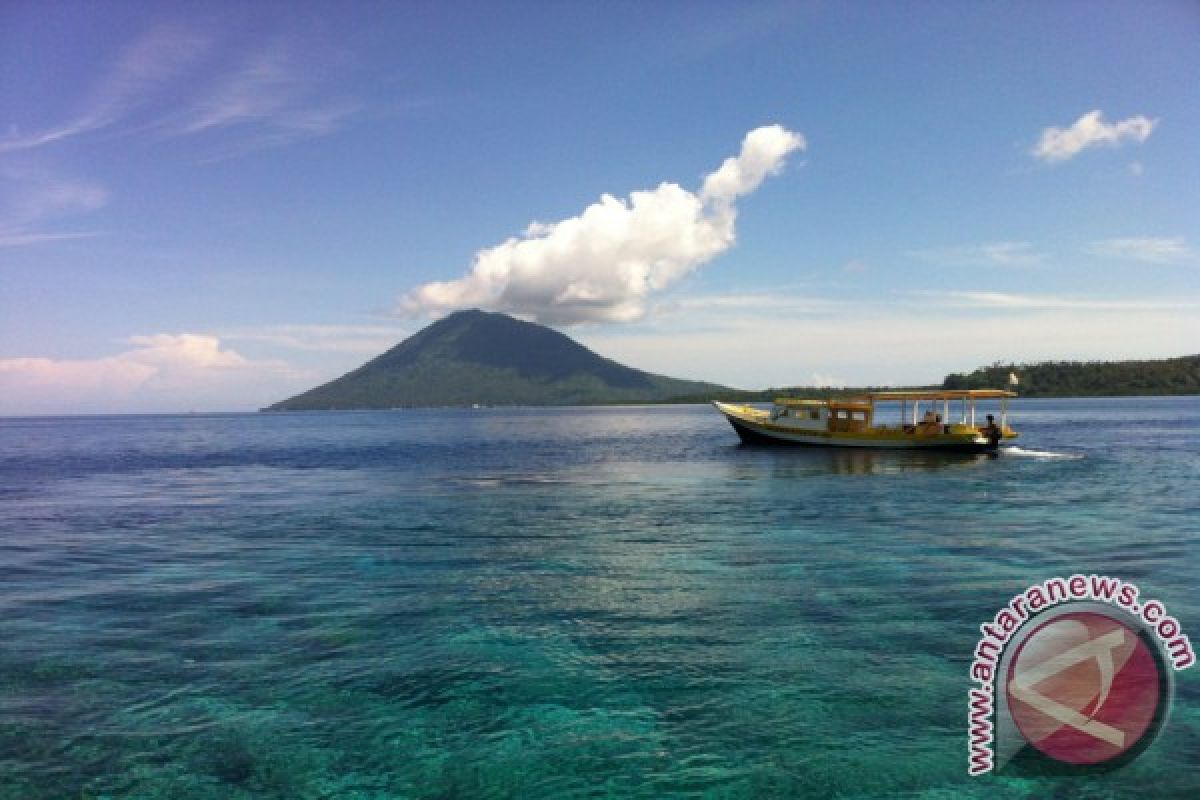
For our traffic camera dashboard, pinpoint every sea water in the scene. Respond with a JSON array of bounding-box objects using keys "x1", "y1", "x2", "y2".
[{"x1": 1, "y1": 397, "x2": 1197, "y2": 798}]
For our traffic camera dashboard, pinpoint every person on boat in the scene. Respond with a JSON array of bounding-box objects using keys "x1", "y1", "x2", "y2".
[{"x1": 983, "y1": 414, "x2": 1002, "y2": 448}]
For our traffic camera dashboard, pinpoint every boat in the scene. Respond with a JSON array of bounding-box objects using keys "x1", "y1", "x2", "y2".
[{"x1": 713, "y1": 389, "x2": 1018, "y2": 451}]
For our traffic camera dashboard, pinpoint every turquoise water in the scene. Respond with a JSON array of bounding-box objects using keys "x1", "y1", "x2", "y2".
[{"x1": 1, "y1": 398, "x2": 1197, "y2": 798}]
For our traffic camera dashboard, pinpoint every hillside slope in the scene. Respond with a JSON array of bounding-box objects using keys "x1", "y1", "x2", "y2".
[{"x1": 266, "y1": 310, "x2": 729, "y2": 409}]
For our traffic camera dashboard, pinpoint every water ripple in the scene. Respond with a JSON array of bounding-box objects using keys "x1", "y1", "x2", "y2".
[{"x1": 0, "y1": 399, "x2": 1197, "y2": 797}]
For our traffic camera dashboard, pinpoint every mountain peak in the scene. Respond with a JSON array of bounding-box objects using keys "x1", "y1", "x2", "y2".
[{"x1": 266, "y1": 310, "x2": 728, "y2": 409}]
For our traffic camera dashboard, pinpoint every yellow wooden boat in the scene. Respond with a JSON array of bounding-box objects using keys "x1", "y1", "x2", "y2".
[{"x1": 713, "y1": 389, "x2": 1017, "y2": 451}]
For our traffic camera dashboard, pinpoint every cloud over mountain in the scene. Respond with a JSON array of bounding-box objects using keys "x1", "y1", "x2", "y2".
[{"x1": 398, "y1": 124, "x2": 805, "y2": 326}]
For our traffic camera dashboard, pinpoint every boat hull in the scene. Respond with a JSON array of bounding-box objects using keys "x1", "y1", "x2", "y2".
[{"x1": 714, "y1": 401, "x2": 1011, "y2": 452}]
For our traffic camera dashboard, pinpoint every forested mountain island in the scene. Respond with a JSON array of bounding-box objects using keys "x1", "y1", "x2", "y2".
[
  {"x1": 265, "y1": 310, "x2": 728, "y2": 410},
  {"x1": 265, "y1": 310, "x2": 1199, "y2": 409}
]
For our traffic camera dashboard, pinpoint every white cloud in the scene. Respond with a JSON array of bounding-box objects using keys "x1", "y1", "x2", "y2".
[
  {"x1": 0, "y1": 230, "x2": 101, "y2": 248},
  {"x1": 1032, "y1": 110, "x2": 1157, "y2": 163},
  {"x1": 0, "y1": 166, "x2": 109, "y2": 247},
  {"x1": 0, "y1": 26, "x2": 354, "y2": 161},
  {"x1": 0, "y1": 334, "x2": 302, "y2": 414},
  {"x1": 0, "y1": 25, "x2": 208, "y2": 153},
  {"x1": 646, "y1": 292, "x2": 843, "y2": 325},
  {"x1": 914, "y1": 290, "x2": 1192, "y2": 312},
  {"x1": 908, "y1": 241, "x2": 1045, "y2": 267},
  {"x1": 176, "y1": 47, "x2": 295, "y2": 135},
  {"x1": 398, "y1": 124, "x2": 806, "y2": 325},
  {"x1": 699, "y1": 125, "x2": 804, "y2": 202},
  {"x1": 1086, "y1": 237, "x2": 1192, "y2": 264},
  {"x1": 170, "y1": 43, "x2": 359, "y2": 159},
  {"x1": 123, "y1": 333, "x2": 249, "y2": 370},
  {"x1": 222, "y1": 323, "x2": 415, "y2": 354}
]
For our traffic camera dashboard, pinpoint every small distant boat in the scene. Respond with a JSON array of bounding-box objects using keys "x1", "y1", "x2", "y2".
[{"x1": 713, "y1": 389, "x2": 1017, "y2": 452}]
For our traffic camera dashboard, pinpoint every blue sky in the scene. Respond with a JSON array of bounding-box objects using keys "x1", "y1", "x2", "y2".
[{"x1": 2, "y1": 1, "x2": 1197, "y2": 413}]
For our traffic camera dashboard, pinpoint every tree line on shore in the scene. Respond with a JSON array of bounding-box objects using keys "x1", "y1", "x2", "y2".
[
  {"x1": 941, "y1": 354, "x2": 1199, "y2": 397},
  {"x1": 687, "y1": 354, "x2": 1200, "y2": 403}
]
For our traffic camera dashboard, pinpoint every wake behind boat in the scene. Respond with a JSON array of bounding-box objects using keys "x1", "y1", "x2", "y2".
[{"x1": 713, "y1": 389, "x2": 1017, "y2": 452}]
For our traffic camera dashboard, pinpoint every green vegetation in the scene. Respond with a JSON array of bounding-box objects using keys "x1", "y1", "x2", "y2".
[{"x1": 942, "y1": 355, "x2": 1200, "y2": 397}]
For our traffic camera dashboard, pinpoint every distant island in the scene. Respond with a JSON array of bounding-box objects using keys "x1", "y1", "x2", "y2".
[
  {"x1": 690, "y1": 355, "x2": 1200, "y2": 403},
  {"x1": 942, "y1": 355, "x2": 1200, "y2": 397},
  {"x1": 265, "y1": 309, "x2": 728, "y2": 410},
  {"x1": 264, "y1": 310, "x2": 1199, "y2": 410}
]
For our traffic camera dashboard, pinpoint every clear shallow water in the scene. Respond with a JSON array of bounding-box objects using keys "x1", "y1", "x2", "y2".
[{"x1": 1, "y1": 398, "x2": 1197, "y2": 799}]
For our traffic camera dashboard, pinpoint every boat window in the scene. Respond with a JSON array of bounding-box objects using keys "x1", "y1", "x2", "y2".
[{"x1": 810, "y1": 410, "x2": 819, "y2": 420}]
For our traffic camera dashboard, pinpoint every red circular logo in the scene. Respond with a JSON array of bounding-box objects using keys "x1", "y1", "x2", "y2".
[{"x1": 1005, "y1": 611, "x2": 1164, "y2": 765}]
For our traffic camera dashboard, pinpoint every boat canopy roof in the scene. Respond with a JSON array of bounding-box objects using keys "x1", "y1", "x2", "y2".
[
  {"x1": 774, "y1": 398, "x2": 828, "y2": 407},
  {"x1": 771, "y1": 388, "x2": 1014, "y2": 410},
  {"x1": 773, "y1": 397, "x2": 873, "y2": 411},
  {"x1": 827, "y1": 400, "x2": 872, "y2": 411},
  {"x1": 866, "y1": 389, "x2": 1017, "y2": 401}
]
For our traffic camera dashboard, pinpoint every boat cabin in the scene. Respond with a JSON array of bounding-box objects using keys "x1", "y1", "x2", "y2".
[
  {"x1": 827, "y1": 400, "x2": 872, "y2": 433},
  {"x1": 765, "y1": 389, "x2": 1015, "y2": 436},
  {"x1": 769, "y1": 397, "x2": 874, "y2": 433}
]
